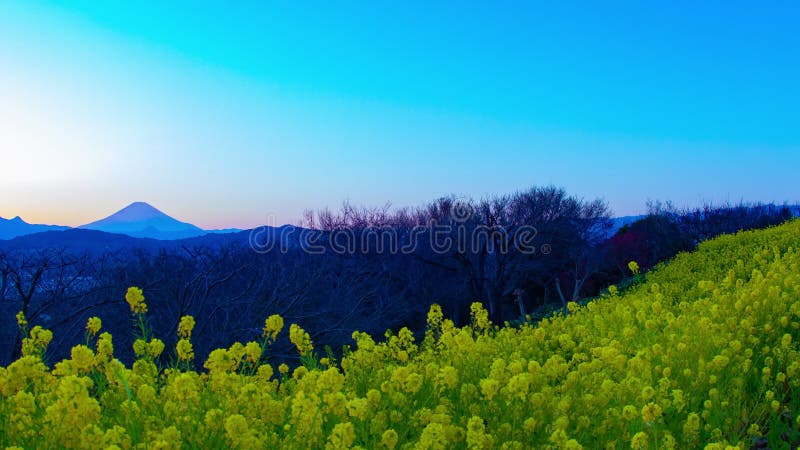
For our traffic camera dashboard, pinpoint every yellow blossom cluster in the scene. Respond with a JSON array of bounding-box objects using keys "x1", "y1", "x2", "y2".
[
  {"x1": 21, "y1": 326, "x2": 53, "y2": 358},
  {"x1": 15, "y1": 312, "x2": 27, "y2": 329},
  {"x1": 86, "y1": 317, "x2": 102, "y2": 336},
  {"x1": 125, "y1": 286, "x2": 147, "y2": 314},
  {"x1": 263, "y1": 314, "x2": 284, "y2": 342},
  {"x1": 176, "y1": 315, "x2": 196, "y2": 365},
  {"x1": 628, "y1": 260, "x2": 641, "y2": 276},
  {"x1": 177, "y1": 315, "x2": 195, "y2": 339},
  {"x1": 289, "y1": 323, "x2": 314, "y2": 356},
  {"x1": 1, "y1": 220, "x2": 800, "y2": 448},
  {"x1": 176, "y1": 339, "x2": 194, "y2": 362}
]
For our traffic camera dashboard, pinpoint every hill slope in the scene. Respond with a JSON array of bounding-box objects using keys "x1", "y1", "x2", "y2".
[{"x1": 1, "y1": 220, "x2": 799, "y2": 448}]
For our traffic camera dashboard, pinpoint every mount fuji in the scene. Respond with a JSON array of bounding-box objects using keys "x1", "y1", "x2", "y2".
[{"x1": 80, "y1": 202, "x2": 224, "y2": 240}]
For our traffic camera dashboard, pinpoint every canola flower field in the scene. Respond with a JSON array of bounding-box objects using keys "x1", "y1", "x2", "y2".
[{"x1": 2, "y1": 221, "x2": 800, "y2": 449}]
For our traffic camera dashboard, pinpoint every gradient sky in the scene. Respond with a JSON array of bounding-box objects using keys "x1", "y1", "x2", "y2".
[{"x1": 1, "y1": 1, "x2": 798, "y2": 229}]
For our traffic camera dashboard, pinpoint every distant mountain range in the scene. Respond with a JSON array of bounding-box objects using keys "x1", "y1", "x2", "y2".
[
  {"x1": 0, "y1": 216, "x2": 70, "y2": 240},
  {"x1": 1, "y1": 202, "x2": 241, "y2": 241}
]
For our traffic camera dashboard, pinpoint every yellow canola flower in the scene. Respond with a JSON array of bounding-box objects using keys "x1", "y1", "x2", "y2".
[
  {"x1": 630, "y1": 431, "x2": 648, "y2": 449},
  {"x1": 70, "y1": 345, "x2": 95, "y2": 372},
  {"x1": 427, "y1": 303, "x2": 443, "y2": 328},
  {"x1": 470, "y1": 302, "x2": 491, "y2": 332},
  {"x1": 132, "y1": 339, "x2": 147, "y2": 357},
  {"x1": 289, "y1": 323, "x2": 314, "y2": 356},
  {"x1": 641, "y1": 402, "x2": 663, "y2": 423},
  {"x1": 326, "y1": 422, "x2": 356, "y2": 449},
  {"x1": 244, "y1": 341, "x2": 261, "y2": 363},
  {"x1": 96, "y1": 332, "x2": 114, "y2": 359},
  {"x1": 466, "y1": 416, "x2": 493, "y2": 449},
  {"x1": 86, "y1": 317, "x2": 102, "y2": 336},
  {"x1": 21, "y1": 326, "x2": 54, "y2": 357},
  {"x1": 31, "y1": 326, "x2": 53, "y2": 347},
  {"x1": 176, "y1": 339, "x2": 194, "y2": 362},
  {"x1": 125, "y1": 287, "x2": 147, "y2": 314},
  {"x1": 177, "y1": 315, "x2": 195, "y2": 339},
  {"x1": 263, "y1": 314, "x2": 284, "y2": 341},
  {"x1": 381, "y1": 429, "x2": 399, "y2": 449},
  {"x1": 15, "y1": 311, "x2": 27, "y2": 328},
  {"x1": 148, "y1": 339, "x2": 165, "y2": 358}
]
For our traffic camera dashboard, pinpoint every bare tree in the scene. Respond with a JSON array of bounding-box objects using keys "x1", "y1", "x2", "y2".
[
  {"x1": 305, "y1": 186, "x2": 611, "y2": 323},
  {"x1": 0, "y1": 250, "x2": 9, "y2": 303}
]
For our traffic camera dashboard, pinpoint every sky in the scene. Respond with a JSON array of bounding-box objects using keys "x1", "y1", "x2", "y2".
[{"x1": 1, "y1": 1, "x2": 798, "y2": 229}]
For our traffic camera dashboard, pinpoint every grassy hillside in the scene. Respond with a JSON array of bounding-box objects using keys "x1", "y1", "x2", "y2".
[{"x1": 2, "y1": 220, "x2": 800, "y2": 449}]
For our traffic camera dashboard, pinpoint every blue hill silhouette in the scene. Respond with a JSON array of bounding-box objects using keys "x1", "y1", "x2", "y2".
[{"x1": 0, "y1": 216, "x2": 69, "y2": 240}]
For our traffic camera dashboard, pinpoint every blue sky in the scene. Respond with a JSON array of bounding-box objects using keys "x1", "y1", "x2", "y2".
[{"x1": 1, "y1": 1, "x2": 798, "y2": 228}]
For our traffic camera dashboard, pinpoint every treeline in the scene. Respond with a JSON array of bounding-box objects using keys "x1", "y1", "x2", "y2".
[
  {"x1": 604, "y1": 201, "x2": 795, "y2": 275},
  {"x1": 0, "y1": 186, "x2": 793, "y2": 366}
]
